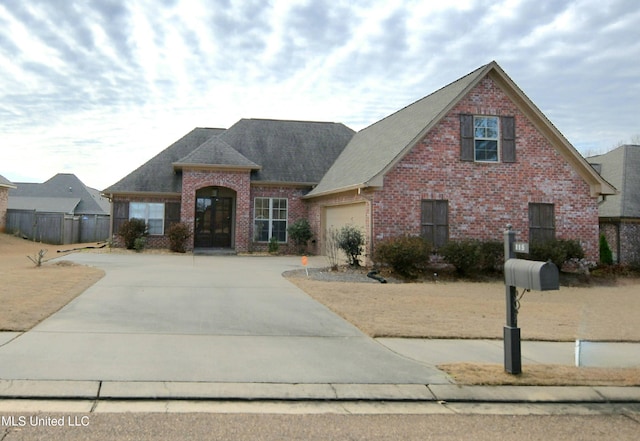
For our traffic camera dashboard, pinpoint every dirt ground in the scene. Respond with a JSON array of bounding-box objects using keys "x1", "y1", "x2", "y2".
[{"x1": 0, "y1": 233, "x2": 104, "y2": 331}]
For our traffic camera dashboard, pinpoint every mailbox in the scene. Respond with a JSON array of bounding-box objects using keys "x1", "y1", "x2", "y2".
[{"x1": 504, "y1": 258, "x2": 559, "y2": 291}]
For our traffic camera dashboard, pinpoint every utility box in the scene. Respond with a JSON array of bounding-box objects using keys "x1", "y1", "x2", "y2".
[{"x1": 504, "y1": 259, "x2": 559, "y2": 291}]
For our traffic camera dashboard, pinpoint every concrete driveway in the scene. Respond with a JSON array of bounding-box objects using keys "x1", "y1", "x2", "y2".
[{"x1": 0, "y1": 253, "x2": 448, "y2": 384}]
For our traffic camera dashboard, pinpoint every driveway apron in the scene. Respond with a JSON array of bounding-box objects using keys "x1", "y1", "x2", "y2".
[{"x1": 0, "y1": 253, "x2": 447, "y2": 384}]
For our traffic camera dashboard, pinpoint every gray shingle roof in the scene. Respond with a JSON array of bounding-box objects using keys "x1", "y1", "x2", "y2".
[
  {"x1": 106, "y1": 120, "x2": 355, "y2": 195},
  {"x1": 9, "y1": 173, "x2": 109, "y2": 215},
  {"x1": 307, "y1": 64, "x2": 487, "y2": 197},
  {"x1": 174, "y1": 137, "x2": 261, "y2": 170},
  {"x1": 8, "y1": 197, "x2": 81, "y2": 214},
  {"x1": 186, "y1": 119, "x2": 355, "y2": 183},
  {"x1": 307, "y1": 61, "x2": 616, "y2": 198},
  {"x1": 589, "y1": 145, "x2": 640, "y2": 218},
  {"x1": 104, "y1": 128, "x2": 224, "y2": 194}
]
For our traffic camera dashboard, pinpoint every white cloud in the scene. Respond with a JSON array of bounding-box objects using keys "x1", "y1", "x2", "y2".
[{"x1": 0, "y1": 0, "x2": 639, "y2": 189}]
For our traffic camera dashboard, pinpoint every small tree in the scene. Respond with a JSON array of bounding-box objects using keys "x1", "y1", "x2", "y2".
[
  {"x1": 337, "y1": 224, "x2": 365, "y2": 267},
  {"x1": 599, "y1": 234, "x2": 614, "y2": 265},
  {"x1": 118, "y1": 218, "x2": 148, "y2": 250},
  {"x1": 324, "y1": 227, "x2": 341, "y2": 270},
  {"x1": 287, "y1": 219, "x2": 313, "y2": 254}
]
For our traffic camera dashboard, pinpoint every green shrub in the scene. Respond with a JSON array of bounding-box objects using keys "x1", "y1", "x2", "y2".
[
  {"x1": 167, "y1": 222, "x2": 191, "y2": 253},
  {"x1": 529, "y1": 239, "x2": 584, "y2": 268},
  {"x1": 287, "y1": 219, "x2": 313, "y2": 253},
  {"x1": 599, "y1": 234, "x2": 613, "y2": 265},
  {"x1": 439, "y1": 240, "x2": 482, "y2": 275},
  {"x1": 133, "y1": 236, "x2": 146, "y2": 252},
  {"x1": 117, "y1": 218, "x2": 148, "y2": 250},
  {"x1": 337, "y1": 224, "x2": 365, "y2": 266},
  {"x1": 479, "y1": 240, "x2": 504, "y2": 273},
  {"x1": 268, "y1": 236, "x2": 280, "y2": 254},
  {"x1": 374, "y1": 235, "x2": 432, "y2": 279}
]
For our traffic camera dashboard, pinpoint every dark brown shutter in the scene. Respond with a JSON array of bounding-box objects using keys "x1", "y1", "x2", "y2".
[
  {"x1": 164, "y1": 202, "x2": 181, "y2": 234},
  {"x1": 112, "y1": 200, "x2": 129, "y2": 235},
  {"x1": 421, "y1": 200, "x2": 449, "y2": 248},
  {"x1": 460, "y1": 114, "x2": 474, "y2": 161},
  {"x1": 501, "y1": 116, "x2": 516, "y2": 163},
  {"x1": 529, "y1": 203, "x2": 555, "y2": 244}
]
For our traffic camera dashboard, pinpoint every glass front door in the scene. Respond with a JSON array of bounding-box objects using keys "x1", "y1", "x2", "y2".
[{"x1": 194, "y1": 196, "x2": 232, "y2": 248}]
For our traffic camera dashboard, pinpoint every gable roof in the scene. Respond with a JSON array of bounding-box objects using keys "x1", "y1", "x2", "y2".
[
  {"x1": 9, "y1": 173, "x2": 109, "y2": 215},
  {"x1": 104, "y1": 128, "x2": 224, "y2": 195},
  {"x1": 178, "y1": 119, "x2": 355, "y2": 184},
  {"x1": 0, "y1": 174, "x2": 16, "y2": 189},
  {"x1": 588, "y1": 145, "x2": 640, "y2": 218},
  {"x1": 306, "y1": 61, "x2": 616, "y2": 198},
  {"x1": 173, "y1": 137, "x2": 261, "y2": 171}
]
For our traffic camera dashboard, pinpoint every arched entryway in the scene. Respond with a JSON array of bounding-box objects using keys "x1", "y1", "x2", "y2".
[{"x1": 194, "y1": 186, "x2": 236, "y2": 249}]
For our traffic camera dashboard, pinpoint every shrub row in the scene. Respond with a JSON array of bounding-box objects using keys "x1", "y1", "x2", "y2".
[{"x1": 373, "y1": 235, "x2": 586, "y2": 278}]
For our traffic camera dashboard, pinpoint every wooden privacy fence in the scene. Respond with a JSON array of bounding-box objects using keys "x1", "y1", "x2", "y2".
[{"x1": 5, "y1": 210, "x2": 110, "y2": 245}]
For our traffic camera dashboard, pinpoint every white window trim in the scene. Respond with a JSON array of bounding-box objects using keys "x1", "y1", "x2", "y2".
[
  {"x1": 474, "y1": 115, "x2": 500, "y2": 162},
  {"x1": 253, "y1": 197, "x2": 288, "y2": 243},
  {"x1": 129, "y1": 202, "x2": 164, "y2": 235}
]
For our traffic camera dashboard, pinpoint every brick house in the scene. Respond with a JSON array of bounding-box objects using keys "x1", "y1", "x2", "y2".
[
  {"x1": 104, "y1": 119, "x2": 354, "y2": 252},
  {"x1": 304, "y1": 61, "x2": 615, "y2": 263},
  {"x1": 588, "y1": 145, "x2": 640, "y2": 264},
  {"x1": 104, "y1": 61, "x2": 615, "y2": 261},
  {"x1": 0, "y1": 174, "x2": 16, "y2": 233}
]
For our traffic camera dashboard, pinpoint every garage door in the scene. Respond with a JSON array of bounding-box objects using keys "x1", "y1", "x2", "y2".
[{"x1": 322, "y1": 203, "x2": 367, "y2": 256}]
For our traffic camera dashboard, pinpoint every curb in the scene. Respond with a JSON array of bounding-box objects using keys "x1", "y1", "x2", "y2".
[{"x1": 1, "y1": 380, "x2": 639, "y2": 403}]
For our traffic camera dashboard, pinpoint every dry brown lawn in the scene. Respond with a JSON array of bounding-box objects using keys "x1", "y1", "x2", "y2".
[
  {"x1": 287, "y1": 271, "x2": 640, "y2": 386},
  {"x1": 0, "y1": 233, "x2": 104, "y2": 331},
  {"x1": 287, "y1": 276, "x2": 640, "y2": 341}
]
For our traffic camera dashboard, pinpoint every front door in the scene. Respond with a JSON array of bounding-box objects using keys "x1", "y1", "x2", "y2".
[{"x1": 194, "y1": 197, "x2": 232, "y2": 248}]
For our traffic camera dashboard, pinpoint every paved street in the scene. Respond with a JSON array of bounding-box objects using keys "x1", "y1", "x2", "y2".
[{"x1": 0, "y1": 253, "x2": 447, "y2": 384}]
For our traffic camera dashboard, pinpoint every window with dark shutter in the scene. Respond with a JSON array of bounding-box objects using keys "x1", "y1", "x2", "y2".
[
  {"x1": 164, "y1": 202, "x2": 181, "y2": 234},
  {"x1": 460, "y1": 114, "x2": 474, "y2": 161},
  {"x1": 460, "y1": 114, "x2": 516, "y2": 163},
  {"x1": 529, "y1": 203, "x2": 555, "y2": 244},
  {"x1": 501, "y1": 116, "x2": 516, "y2": 162},
  {"x1": 421, "y1": 200, "x2": 449, "y2": 248},
  {"x1": 112, "y1": 200, "x2": 129, "y2": 235}
]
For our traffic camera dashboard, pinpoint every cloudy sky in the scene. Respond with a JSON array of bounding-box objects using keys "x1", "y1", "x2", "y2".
[{"x1": 1, "y1": 0, "x2": 639, "y2": 190}]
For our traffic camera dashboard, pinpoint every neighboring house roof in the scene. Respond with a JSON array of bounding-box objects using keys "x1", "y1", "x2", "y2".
[
  {"x1": 0, "y1": 174, "x2": 16, "y2": 189},
  {"x1": 105, "y1": 120, "x2": 355, "y2": 195},
  {"x1": 105, "y1": 128, "x2": 224, "y2": 195},
  {"x1": 306, "y1": 61, "x2": 616, "y2": 198},
  {"x1": 8, "y1": 197, "x2": 81, "y2": 214},
  {"x1": 588, "y1": 144, "x2": 640, "y2": 218},
  {"x1": 8, "y1": 173, "x2": 110, "y2": 215}
]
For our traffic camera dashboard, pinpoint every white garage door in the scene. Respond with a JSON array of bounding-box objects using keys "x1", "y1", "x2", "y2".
[{"x1": 322, "y1": 203, "x2": 367, "y2": 256}]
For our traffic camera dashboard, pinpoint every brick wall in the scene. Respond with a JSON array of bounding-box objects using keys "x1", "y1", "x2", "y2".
[
  {"x1": 0, "y1": 188, "x2": 8, "y2": 233},
  {"x1": 181, "y1": 169, "x2": 252, "y2": 252},
  {"x1": 620, "y1": 222, "x2": 640, "y2": 264},
  {"x1": 308, "y1": 76, "x2": 601, "y2": 262},
  {"x1": 373, "y1": 76, "x2": 600, "y2": 261},
  {"x1": 249, "y1": 185, "x2": 310, "y2": 254},
  {"x1": 110, "y1": 194, "x2": 181, "y2": 248}
]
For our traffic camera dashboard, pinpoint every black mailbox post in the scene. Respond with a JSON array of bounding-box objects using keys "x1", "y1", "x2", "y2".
[{"x1": 503, "y1": 226, "x2": 559, "y2": 374}]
